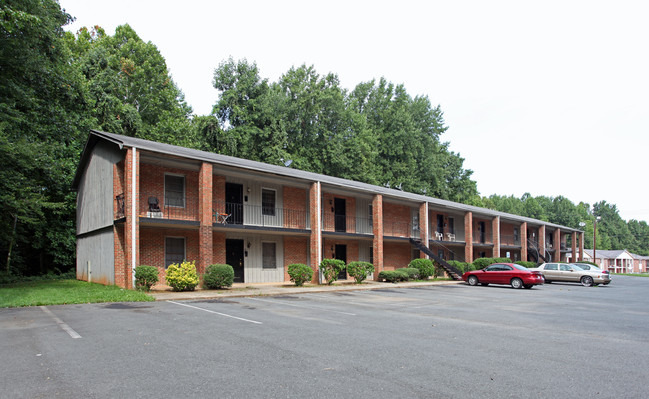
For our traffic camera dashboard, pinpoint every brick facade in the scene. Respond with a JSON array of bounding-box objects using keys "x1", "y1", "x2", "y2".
[
  {"x1": 464, "y1": 212, "x2": 473, "y2": 263},
  {"x1": 140, "y1": 227, "x2": 200, "y2": 285},
  {"x1": 372, "y1": 194, "x2": 384, "y2": 279},
  {"x1": 283, "y1": 187, "x2": 308, "y2": 229},
  {"x1": 383, "y1": 242, "x2": 412, "y2": 270},
  {"x1": 284, "y1": 237, "x2": 309, "y2": 282}
]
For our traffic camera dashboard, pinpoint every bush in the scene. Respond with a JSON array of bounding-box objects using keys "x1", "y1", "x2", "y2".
[
  {"x1": 447, "y1": 260, "x2": 472, "y2": 273},
  {"x1": 400, "y1": 267, "x2": 420, "y2": 280},
  {"x1": 346, "y1": 261, "x2": 375, "y2": 284},
  {"x1": 135, "y1": 265, "x2": 159, "y2": 291},
  {"x1": 203, "y1": 264, "x2": 234, "y2": 289},
  {"x1": 319, "y1": 258, "x2": 346, "y2": 285},
  {"x1": 378, "y1": 269, "x2": 409, "y2": 283},
  {"x1": 472, "y1": 257, "x2": 496, "y2": 269},
  {"x1": 515, "y1": 261, "x2": 537, "y2": 268},
  {"x1": 408, "y1": 258, "x2": 434, "y2": 280},
  {"x1": 165, "y1": 260, "x2": 199, "y2": 291},
  {"x1": 494, "y1": 257, "x2": 512, "y2": 263},
  {"x1": 287, "y1": 263, "x2": 313, "y2": 286}
]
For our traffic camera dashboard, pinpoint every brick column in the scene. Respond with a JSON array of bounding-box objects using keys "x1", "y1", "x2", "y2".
[
  {"x1": 124, "y1": 147, "x2": 139, "y2": 289},
  {"x1": 579, "y1": 232, "x2": 584, "y2": 261},
  {"x1": 492, "y1": 216, "x2": 500, "y2": 258},
  {"x1": 372, "y1": 194, "x2": 384, "y2": 279},
  {"x1": 520, "y1": 222, "x2": 528, "y2": 262},
  {"x1": 464, "y1": 211, "x2": 473, "y2": 263},
  {"x1": 538, "y1": 225, "x2": 546, "y2": 262},
  {"x1": 419, "y1": 202, "x2": 428, "y2": 258},
  {"x1": 309, "y1": 182, "x2": 322, "y2": 283},
  {"x1": 554, "y1": 228, "x2": 562, "y2": 262},
  {"x1": 571, "y1": 231, "x2": 577, "y2": 263},
  {"x1": 198, "y1": 162, "x2": 213, "y2": 275}
]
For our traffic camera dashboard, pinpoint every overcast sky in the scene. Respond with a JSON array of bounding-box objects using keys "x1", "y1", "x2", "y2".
[{"x1": 60, "y1": 0, "x2": 649, "y2": 223}]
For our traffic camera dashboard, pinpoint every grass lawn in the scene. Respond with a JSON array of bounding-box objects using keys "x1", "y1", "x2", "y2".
[
  {"x1": 615, "y1": 273, "x2": 649, "y2": 277},
  {"x1": 0, "y1": 279, "x2": 154, "y2": 308}
]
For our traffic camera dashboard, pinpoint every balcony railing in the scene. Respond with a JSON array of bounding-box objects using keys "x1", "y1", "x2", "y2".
[
  {"x1": 215, "y1": 201, "x2": 310, "y2": 229},
  {"x1": 140, "y1": 193, "x2": 198, "y2": 221},
  {"x1": 500, "y1": 234, "x2": 521, "y2": 246},
  {"x1": 472, "y1": 231, "x2": 493, "y2": 244},
  {"x1": 384, "y1": 220, "x2": 419, "y2": 238},
  {"x1": 322, "y1": 213, "x2": 373, "y2": 235}
]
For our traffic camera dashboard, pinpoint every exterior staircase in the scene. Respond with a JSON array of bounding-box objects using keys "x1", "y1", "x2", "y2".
[{"x1": 409, "y1": 238, "x2": 464, "y2": 281}]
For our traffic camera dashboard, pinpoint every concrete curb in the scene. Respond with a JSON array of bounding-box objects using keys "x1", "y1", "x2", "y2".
[{"x1": 149, "y1": 280, "x2": 464, "y2": 301}]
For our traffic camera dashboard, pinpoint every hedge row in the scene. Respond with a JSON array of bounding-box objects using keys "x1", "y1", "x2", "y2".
[{"x1": 135, "y1": 262, "x2": 235, "y2": 292}]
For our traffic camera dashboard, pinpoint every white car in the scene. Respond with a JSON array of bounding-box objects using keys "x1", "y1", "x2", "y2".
[{"x1": 530, "y1": 263, "x2": 611, "y2": 287}]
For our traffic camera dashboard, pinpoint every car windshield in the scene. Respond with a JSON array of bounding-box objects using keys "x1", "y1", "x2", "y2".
[{"x1": 512, "y1": 264, "x2": 528, "y2": 271}]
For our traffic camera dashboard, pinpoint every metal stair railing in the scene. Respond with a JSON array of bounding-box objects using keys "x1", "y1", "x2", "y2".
[{"x1": 409, "y1": 238, "x2": 464, "y2": 280}]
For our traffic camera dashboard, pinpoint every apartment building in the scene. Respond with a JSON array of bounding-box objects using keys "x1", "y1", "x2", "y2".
[{"x1": 73, "y1": 130, "x2": 585, "y2": 288}]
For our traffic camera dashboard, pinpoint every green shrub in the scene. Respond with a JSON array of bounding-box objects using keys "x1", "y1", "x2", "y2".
[
  {"x1": 346, "y1": 261, "x2": 375, "y2": 284},
  {"x1": 515, "y1": 261, "x2": 537, "y2": 268},
  {"x1": 287, "y1": 263, "x2": 313, "y2": 286},
  {"x1": 378, "y1": 269, "x2": 409, "y2": 283},
  {"x1": 134, "y1": 265, "x2": 159, "y2": 291},
  {"x1": 203, "y1": 264, "x2": 234, "y2": 289},
  {"x1": 319, "y1": 258, "x2": 346, "y2": 285},
  {"x1": 494, "y1": 257, "x2": 512, "y2": 263},
  {"x1": 447, "y1": 260, "x2": 471, "y2": 273},
  {"x1": 473, "y1": 257, "x2": 496, "y2": 269},
  {"x1": 165, "y1": 260, "x2": 199, "y2": 291},
  {"x1": 400, "y1": 267, "x2": 420, "y2": 280},
  {"x1": 408, "y1": 258, "x2": 434, "y2": 279}
]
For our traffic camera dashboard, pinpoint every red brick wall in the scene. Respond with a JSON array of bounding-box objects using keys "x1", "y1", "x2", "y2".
[
  {"x1": 213, "y1": 175, "x2": 226, "y2": 214},
  {"x1": 492, "y1": 216, "x2": 500, "y2": 258},
  {"x1": 113, "y1": 160, "x2": 125, "y2": 217},
  {"x1": 521, "y1": 222, "x2": 528, "y2": 261},
  {"x1": 383, "y1": 202, "x2": 410, "y2": 237},
  {"x1": 464, "y1": 212, "x2": 473, "y2": 263},
  {"x1": 198, "y1": 163, "x2": 213, "y2": 274},
  {"x1": 309, "y1": 183, "x2": 321, "y2": 283},
  {"x1": 284, "y1": 237, "x2": 309, "y2": 281},
  {"x1": 283, "y1": 186, "x2": 307, "y2": 229},
  {"x1": 383, "y1": 242, "x2": 411, "y2": 270},
  {"x1": 139, "y1": 163, "x2": 199, "y2": 221},
  {"x1": 140, "y1": 227, "x2": 199, "y2": 284},
  {"x1": 372, "y1": 195, "x2": 384, "y2": 278},
  {"x1": 213, "y1": 232, "x2": 226, "y2": 264},
  {"x1": 114, "y1": 225, "x2": 126, "y2": 287},
  {"x1": 124, "y1": 148, "x2": 139, "y2": 289}
]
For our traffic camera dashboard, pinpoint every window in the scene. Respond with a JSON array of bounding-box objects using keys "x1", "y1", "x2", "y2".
[
  {"x1": 262, "y1": 242, "x2": 276, "y2": 269},
  {"x1": 545, "y1": 263, "x2": 558, "y2": 270},
  {"x1": 165, "y1": 237, "x2": 185, "y2": 268},
  {"x1": 262, "y1": 189, "x2": 276, "y2": 216},
  {"x1": 165, "y1": 174, "x2": 185, "y2": 207},
  {"x1": 513, "y1": 227, "x2": 519, "y2": 242}
]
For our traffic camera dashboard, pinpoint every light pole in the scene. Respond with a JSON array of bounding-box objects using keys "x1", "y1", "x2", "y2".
[{"x1": 579, "y1": 222, "x2": 586, "y2": 261}]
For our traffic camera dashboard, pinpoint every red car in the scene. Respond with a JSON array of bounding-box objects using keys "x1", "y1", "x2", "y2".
[{"x1": 462, "y1": 263, "x2": 544, "y2": 289}]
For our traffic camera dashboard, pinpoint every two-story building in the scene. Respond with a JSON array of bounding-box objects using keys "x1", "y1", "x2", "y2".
[{"x1": 73, "y1": 130, "x2": 585, "y2": 288}]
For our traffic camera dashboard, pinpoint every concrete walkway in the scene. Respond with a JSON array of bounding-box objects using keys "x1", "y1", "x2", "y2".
[{"x1": 149, "y1": 279, "x2": 463, "y2": 301}]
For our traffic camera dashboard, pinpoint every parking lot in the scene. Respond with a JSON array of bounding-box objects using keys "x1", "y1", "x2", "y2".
[{"x1": 2, "y1": 276, "x2": 648, "y2": 398}]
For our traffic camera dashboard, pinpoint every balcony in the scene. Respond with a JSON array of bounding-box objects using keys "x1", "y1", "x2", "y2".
[
  {"x1": 500, "y1": 234, "x2": 521, "y2": 246},
  {"x1": 140, "y1": 193, "x2": 198, "y2": 221},
  {"x1": 214, "y1": 201, "x2": 310, "y2": 230},
  {"x1": 322, "y1": 213, "x2": 372, "y2": 235},
  {"x1": 384, "y1": 220, "x2": 419, "y2": 239},
  {"x1": 472, "y1": 231, "x2": 493, "y2": 245}
]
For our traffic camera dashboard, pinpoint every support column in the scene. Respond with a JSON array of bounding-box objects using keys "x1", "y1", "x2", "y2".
[
  {"x1": 520, "y1": 222, "x2": 528, "y2": 262},
  {"x1": 492, "y1": 216, "x2": 500, "y2": 258},
  {"x1": 309, "y1": 182, "x2": 322, "y2": 283},
  {"x1": 419, "y1": 202, "x2": 429, "y2": 258},
  {"x1": 372, "y1": 194, "x2": 384, "y2": 279},
  {"x1": 579, "y1": 232, "x2": 584, "y2": 261},
  {"x1": 554, "y1": 228, "x2": 562, "y2": 262},
  {"x1": 571, "y1": 231, "x2": 577, "y2": 264},
  {"x1": 464, "y1": 211, "x2": 473, "y2": 263},
  {"x1": 537, "y1": 224, "x2": 545, "y2": 263},
  {"x1": 124, "y1": 147, "x2": 139, "y2": 289},
  {"x1": 198, "y1": 162, "x2": 213, "y2": 275}
]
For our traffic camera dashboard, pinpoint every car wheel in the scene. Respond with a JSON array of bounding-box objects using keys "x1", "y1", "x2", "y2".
[
  {"x1": 511, "y1": 278, "x2": 523, "y2": 289},
  {"x1": 467, "y1": 275, "x2": 479, "y2": 286},
  {"x1": 581, "y1": 275, "x2": 594, "y2": 287}
]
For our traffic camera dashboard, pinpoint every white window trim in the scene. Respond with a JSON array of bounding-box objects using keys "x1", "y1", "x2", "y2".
[
  {"x1": 164, "y1": 173, "x2": 186, "y2": 208},
  {"x1": 164, "y1": 236, "x2": 186, "y2": 269}
]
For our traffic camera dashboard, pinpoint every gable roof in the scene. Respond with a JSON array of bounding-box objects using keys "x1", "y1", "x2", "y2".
[{"x1": 73, "y1": 129, "x2": 583, "y2": 233}]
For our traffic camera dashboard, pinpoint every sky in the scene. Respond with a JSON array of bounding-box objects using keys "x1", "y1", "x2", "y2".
[{"x1": 59, "y1": 0, "x2": 649, "y2": 223}]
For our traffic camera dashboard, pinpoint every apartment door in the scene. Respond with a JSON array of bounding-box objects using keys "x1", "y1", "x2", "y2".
[
  {"x1": 225, "y1": 183, "x2": 243, "y2": 224},
  {"x1": 335, "y1": 244, "x2": 347, "y2": 280},
  {"x1": 479, "y1": 221, "x2": 486, "y2": 243},
  {"x1": 226, "y1": 239, "x2": 244, "y2": 282},
  {"x1": 334, "y1": 198, "x2": 346, "y2": 232}
]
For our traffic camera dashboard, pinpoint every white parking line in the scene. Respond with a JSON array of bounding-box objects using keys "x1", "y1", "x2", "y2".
[
  {"x1": 167, "y1": 301, "x2": 263, "y2": 324},
  {"x1": 248, "y1": 297, "x2": 356, "y2": 316},
  {"x1": 40, "y1": 306, "x2": 82, "y2": 339}
]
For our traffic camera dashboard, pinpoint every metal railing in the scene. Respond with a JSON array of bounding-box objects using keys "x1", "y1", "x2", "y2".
[
  {"x1": 214, "y1": 201, "x2": 310, "y2": 229},
  {"x1": 384, "y1": 220, "x2": 418, "y2": 238},
  {"x1": 140, "y1": 193, "x2": 198, "y2": 221},
  {"x1": 322, "y1": 213, "x2": 373, "y2": 235},
  {"x1": 500, "y1": 234, "x2": 521, "y2": 246},
  {"x1": 472, "y1": 231, "x2": 493, "y2": 244}
]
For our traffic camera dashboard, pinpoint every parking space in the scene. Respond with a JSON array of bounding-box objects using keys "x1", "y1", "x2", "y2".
[{"x1": 2, "y1": 277, "x2": 648, "y2": 398}]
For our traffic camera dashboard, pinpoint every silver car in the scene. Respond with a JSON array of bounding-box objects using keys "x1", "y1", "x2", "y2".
[
  {"x1": 570, "y1": 263, "x2": 612, "y2": 285},
  {"x1": 531, "y1": 263, "x2": 611, "y2": 287}
]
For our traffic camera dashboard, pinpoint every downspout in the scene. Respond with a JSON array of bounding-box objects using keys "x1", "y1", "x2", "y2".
[
  {"x1": 316, "y1": 182, "x2": 322, "y2": 284},
  {"x1": 131, "y1": 147, "x2": 137, "y2": 289}
]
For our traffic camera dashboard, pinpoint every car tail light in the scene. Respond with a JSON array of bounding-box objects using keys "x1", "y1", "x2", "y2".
[{"x1": 602, "y1": 271, "x2": 609, "y2": 274}]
